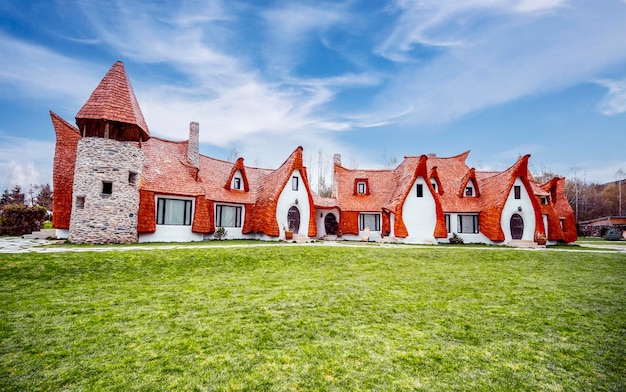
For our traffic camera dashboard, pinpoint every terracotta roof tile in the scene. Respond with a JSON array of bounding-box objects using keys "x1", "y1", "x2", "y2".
[
  {"x1": 50, "y1": 111, "x2": 81, "y2": 229},
  {"x1": 426, "y1": 151, "x2": 481, "y2": 212},
  {"x1": 141, "y1": 137, "x2": 205, "y2": 196},
  {"x1": 76, "y1": 61, "x2": 150, "y2": 141}
]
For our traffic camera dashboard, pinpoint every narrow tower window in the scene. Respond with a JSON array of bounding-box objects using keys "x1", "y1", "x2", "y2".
[{"x1": 102, "y1": 181, "x2": 113, "y2": 195}]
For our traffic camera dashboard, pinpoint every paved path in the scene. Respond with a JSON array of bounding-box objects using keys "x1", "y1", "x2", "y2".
[{"x1": 1, "y1": 236, "x2": 625, "y2": 254}]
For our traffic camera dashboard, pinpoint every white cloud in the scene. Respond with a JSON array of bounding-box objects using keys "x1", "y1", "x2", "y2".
[
  {"x1": 378, "y1": 0, "x2": 567, "y2": 62},
  {"x1": 595, "y1": 78, "x2": 626, "y2": 116},
  {"x1": 373, "y1": 0, "x2": 626, "y2": 125},
  {"x1": 0, "y1": 134, "x2": 55, "y2": 192},
  {"x1": 0, "y1": 33, "x2": 98, "y2": 105}
]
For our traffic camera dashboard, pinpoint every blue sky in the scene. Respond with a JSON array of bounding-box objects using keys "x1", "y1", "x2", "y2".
[{"x1": 1, "y1": 0, "x2": 625, "y2": 193}]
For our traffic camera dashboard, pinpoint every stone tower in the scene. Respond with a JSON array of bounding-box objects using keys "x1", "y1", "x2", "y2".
[{"x1": 68, "y1": 61, "x2": 150, "y2": 244}]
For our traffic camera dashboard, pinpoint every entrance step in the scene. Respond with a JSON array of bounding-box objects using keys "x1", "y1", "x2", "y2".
[
  {"x1": 291, "y1": 234, "x2": 311, "y2": 243},
  {"x1": 509, "y1": 240, "x2": 545, "y2": 249},
  {"x1": 22, "y1": 229, "x2": 56, "y2": 240}
]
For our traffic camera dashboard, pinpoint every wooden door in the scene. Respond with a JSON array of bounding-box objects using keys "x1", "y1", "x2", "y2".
[
  {"x1": 288, "y1": 206, "x2": 300, "y2": 234},
  {"x1": 510, "y1": 214, "x2": 524, "y2": 240},
  {"x1": 324, "y1": 213, "x2": 338, "y2": 235}
]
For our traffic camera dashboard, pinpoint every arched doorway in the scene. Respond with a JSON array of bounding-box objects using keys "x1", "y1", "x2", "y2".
[
  {"x1": 510, "y1": 214, "x2": 524, "y2": 240},
  {"x1": 324, "y1": 213, "x2": 338, "y2": 235},
  {"x1": 287, "y1": 206, "x2": 300, "y2": 234}
]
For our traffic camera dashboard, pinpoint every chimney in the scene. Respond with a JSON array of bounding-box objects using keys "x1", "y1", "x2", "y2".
[
  {"x1": 332, "y1": 153, "x2": 341, "y2": 198},
  {"x1": 188, "y1": 121, "x2": 200, "y2": 168}
]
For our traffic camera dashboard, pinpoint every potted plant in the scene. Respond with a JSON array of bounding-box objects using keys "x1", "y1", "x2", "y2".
[
  {"x1": 535, "y1": 231, "x2": 546, "y2": 245},
  {"x1": 284, "y1": 226, "x2": 293, "y2": 240}
]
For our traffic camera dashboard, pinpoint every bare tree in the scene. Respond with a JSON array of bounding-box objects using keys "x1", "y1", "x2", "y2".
[{"x1": 226, "y1": 147, "x2": 239, "y2": 162}]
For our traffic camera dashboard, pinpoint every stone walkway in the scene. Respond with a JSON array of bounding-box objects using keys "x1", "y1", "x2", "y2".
[{"x1": 1, "y1": 235, "x2": 625, "y2": 254}]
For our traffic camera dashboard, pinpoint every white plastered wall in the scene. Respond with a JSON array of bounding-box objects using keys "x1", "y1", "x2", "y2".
[
  {"x1": 401, "y1": 176, "x2": 437, "y2": 244},
  {"x1": 500, "y1": 178, "x2": 537, "y2": 243},
  {"x1": 315, "y1": 208, "x2": 340, "y2": 238},
  {"x1": 276, "y1": 169, "x2": 311, "y2": 239}
]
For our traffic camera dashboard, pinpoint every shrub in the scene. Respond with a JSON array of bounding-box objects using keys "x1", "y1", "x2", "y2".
[
  {"x1": 603, "y1": 227, "x2": 624, "y2": 241},
  {"x1": 449, "y1": 233, "x2": 464, "y2": 244},
  {"x1": 214, "y1": 227, "x2": 228, "y2": 240},
  {"x1": 0, "y1": 204, "x2": 47, "y2": 236}
]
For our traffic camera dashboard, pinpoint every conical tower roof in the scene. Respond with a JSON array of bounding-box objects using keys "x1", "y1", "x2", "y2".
[{"x1": 76, "y1": 61, "x2": 150, "y2": 141}]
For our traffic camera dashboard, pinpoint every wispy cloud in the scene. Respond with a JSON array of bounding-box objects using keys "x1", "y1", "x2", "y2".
[
  {"x1": 0, "y1": 33, "x2": 98, "y2": 105},
  {"x1": 372, "y1": 0, "x2": 626, "y2": 125},
  {"x1": 595, "y1": 77, "x2": 626, "y2": 116}
]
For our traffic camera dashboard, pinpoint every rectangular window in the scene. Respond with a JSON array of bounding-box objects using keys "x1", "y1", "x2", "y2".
[
  {"x1": 292, "y1": 176, "x2": 299, "y2": 191},
  {"x1": 215, "y1": 205, "x2": 242, "y2": 228},
  {"x1": 514, "y1": 185, "x2": 521, "y2": 199},
  {"x1": 233, "y1": 177, "x2": 241, "y2": 190},
  {"x1": 445, "y1": 214, "x2": 451, "y2": 233},
  {"x1": 458, "y1": 215, "x2": 479, "y2": 234},
  {"x1": 76, "y1": 196, "x2": 85, "y2": 209},
  {"x1": 359, "y1": 213, "x2": 381, "y2": 231},
  {"x1": 541, "y1": 196, "x2": 549, "y2": 205},
  {"x1": 431, "y1": 181, "x2": 437, "y2": 192},
  {"x1": 416, "y1": 183, "x2": 424, "y2": 197},
  {"x1": 157, "y1": 198, "x2": 192, "y2": 225},
  {"x1": 357, "y1": 182, "x2": 366, "y2": 194},
  {"x1": 129, "y1": 172, "x2": 138, "y2": 185},
  {"x1": 465, "y1": 186, "x2": 473, "y2": 197},
  {"x1": 102, "y1": 181, "x2": 113, "y2": 195}
]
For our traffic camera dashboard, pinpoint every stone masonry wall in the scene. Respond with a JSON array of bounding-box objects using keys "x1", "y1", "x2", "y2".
[{"x1": 69, "y1": 137, "x2": 143, "y2": 244}]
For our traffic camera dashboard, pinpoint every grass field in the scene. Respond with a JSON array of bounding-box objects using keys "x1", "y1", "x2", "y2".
[{"x1": 1, "y1": 246, "x2": 625, "y2": 391}]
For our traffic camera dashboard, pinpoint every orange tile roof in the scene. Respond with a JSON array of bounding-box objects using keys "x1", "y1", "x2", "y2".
[
  {"x1": 76, "y1": 61, "x2": 150, "y2": 141},
  {"x1": 542, "y1": 177, "x2": 577, "y2": 242},
  {"x1": 334, "y1": 165, "x2": 396, "y2": 212},
  {"x1": 50, "y1": 111, "x2": 81, "y2": 229},
  {"x1": 140, "y1": 137, "x2": 205, "y2": 196},
  {"x1": 426, "y1": 151, "x2": 481, "y2": 212},
  {"x1": 478, "y1": 155, "x2": 545, "y2": 242}
]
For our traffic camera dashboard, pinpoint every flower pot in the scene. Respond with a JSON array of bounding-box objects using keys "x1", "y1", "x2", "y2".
[{"x1": 285, "y1": 231, "x2": 293, "y2": 240}]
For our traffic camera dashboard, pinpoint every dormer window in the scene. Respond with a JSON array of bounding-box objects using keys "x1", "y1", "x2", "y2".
[
  {"x1": 354, "y1": 179, "x2": 370, "y2": 195},
  {"x1": 431, "y1": 180, "x2": 437, "y2": 192},
  {"x1": 357, "y1": 182, "x2": 367, "y2": 194},
  {"x1": 541, "y1": 196, "x2": 549, "y2": 205},
  {"x1": 233, "y1": 177, "x2": 241, "y2": 190},
  {"x1": 465, "y1": 186, "x2": 474, "y2": 197}
]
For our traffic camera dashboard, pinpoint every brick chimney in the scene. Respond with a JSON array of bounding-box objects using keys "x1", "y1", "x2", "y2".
[{"x1": 188, "y1": 122, "x2": 199, "y2": 168}]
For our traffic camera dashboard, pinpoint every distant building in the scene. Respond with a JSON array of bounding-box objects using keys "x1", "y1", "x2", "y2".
[
  {"x1": 578, "y1": 216, "x2": 626, "y2": 237},
  {"x1": 51, "y1": 61, "x2": 577, "y2": 245}
]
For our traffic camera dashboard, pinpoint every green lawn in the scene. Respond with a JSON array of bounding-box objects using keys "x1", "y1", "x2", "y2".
[{"x1": 1, "y1": 246, "x2": 625, "y2": 391}]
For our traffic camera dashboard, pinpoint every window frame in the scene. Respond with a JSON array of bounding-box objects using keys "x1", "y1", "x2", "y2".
[
  {"x1": 358, "y1": 213, "x2": 381, "y2": 231},
  {"x1": 292, "y1": 176, "x2": 299, "y2": 191},
  {"x1": 457, "y1": 214, "x2": 479, "y2": 234},
  {"x1": 233, "y1": 177, "x2": 241, "y2": 190},
  {"x1": 357, "y1": 182, "x2": 366, "y2": 194},
  {"x1": 444, "y1": 214, "x2": 451, "y2": 233},
  {"x1": 416, "y1": 183, "x2": 424, "y2": 198},
  {"x1": 514, "y1": 185, "x2": 521, "y2": 200},
  {"x1": 156, "y1": 198, "x2": 193, "y2": 226},
  {"x1": 215, "y1": 204, "x2": 243, "y2": 228},
  {"x1": 465, "y1": 186, "x2": 474, "y2": 197}
]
